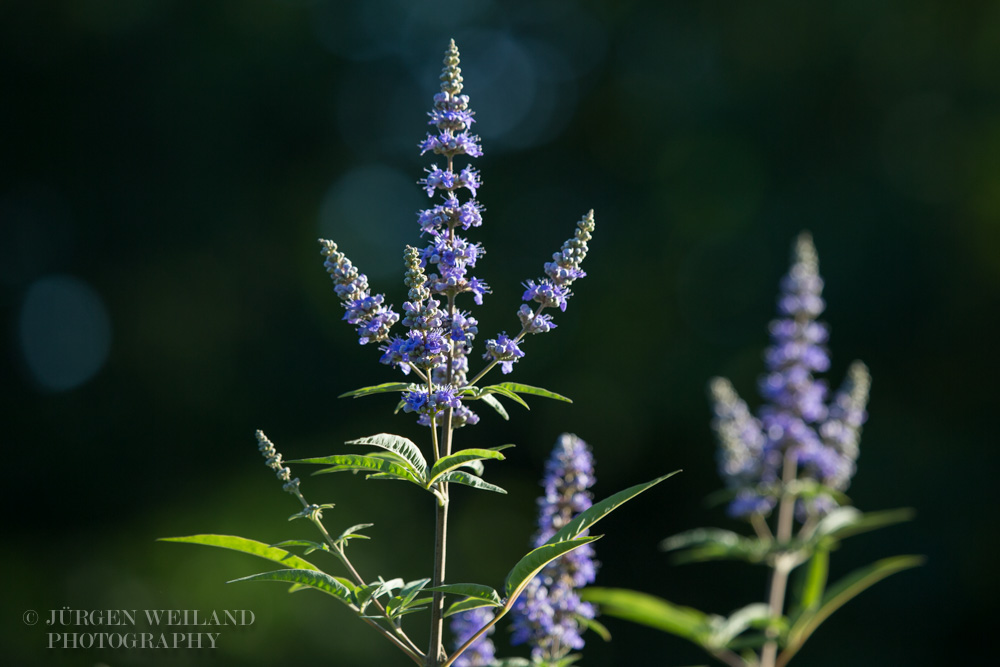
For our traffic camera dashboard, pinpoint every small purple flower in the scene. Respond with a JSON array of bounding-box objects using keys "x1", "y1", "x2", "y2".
[
  {"x1": 449, "y1": 606, "x2": 495, "y2": 667},
  {"x1": 709, "y1": 233, "x2": 871, "y2": 520},
  {"x1": 402, "y1": 386, "x2": 462, "y2": 421},
  {"x1": 511, "y1": 434, "x2": 599, "y2": 662},
  {"x1": 482, "y1": 333, "x2": 525, "y2": 374},
  {"x1": 518, "y1": 304, "x2": 557, "y2": 334},
  {"x1": 522, "y1": 279, "x2": 571, "y2": 312}
]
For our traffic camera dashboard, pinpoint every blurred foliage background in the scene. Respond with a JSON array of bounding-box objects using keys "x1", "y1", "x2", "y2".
[{"x1": 2, "y1": 0, "x2": 997, "y2": 665}]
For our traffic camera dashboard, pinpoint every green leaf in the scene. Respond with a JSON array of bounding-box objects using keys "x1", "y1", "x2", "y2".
[
  {"x1": 460, "y1": 460, "x2": 485, "y2": 476},
  {"x1": 492, "y1": 659, "x2": 532, "y2": 667},
  {"x1": 478, "y1": 384, "x2": 531, "y2": 409},
  {"x1": 425, "y1": 583, "x2": 502, "y2": 606},
  {"x1": 338, "y1": 382, "x2": 416, "y2": 399},
  {"x1": 504, "y1": 536, "x2": 600, "y2": 599},
  {"x1": 159, "y1": 535, "x2": 321, "y2": 571},
  {"x1": 437, "y1": 470, "x2": 507, "y2": 494},
  {"x1": 345, "y1": 433, "x2": 428, "y2": 478},
  {"x1": 783, "y1": 555, "x2": 924, "y2": 663},
  {"x1": 445, "y1": 596, "x2": 504, "y2": 617},
  {"x1": 708, "y1": 602, "x2": 770, "y2": 649},
  {"x1": 790, "y1": 546, "x2": 829, "y2": 618},
  {"x1": 336, "y1": 523, "x2": 374, "y2": 544},
  {"x1": 812, "y1": 507, "x2": 915, "y2": 543},
  {"x1": 229, "y1": 568, "x2": 357, "y2": 607},
  {"x1": 579, "y1": 614, "x2": 612, "y2": 642},
  {"x1": 270, "y1": 539, "x2": 330, "y2": 556},
  {"x1": 397, "y1": 578, "x2": 432, "y2": 609},
  {"x1": 306, "y1": 454, "x2": 423, "y2": 485},
  {"x1": 427, "y1": 449, "x2": 507, "y2": 487},
  {"x1": 580, "y1": 587, "x2": 712, "y2": 647},
  {"x1": 478, "y1": 394, "x2": 510, "y2": 420},
  {"x1": 547, "y1": 471, "x2": 680, "y2": 546},
  {"x1": 489, "y1": 382, "x2": 572, "y2": 403},
  {"x1": 660, "y1": 527, "x2": 771, "y2": 564}
]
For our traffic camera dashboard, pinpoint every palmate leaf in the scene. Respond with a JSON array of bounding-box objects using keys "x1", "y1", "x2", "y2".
[
  {"x1": 580, "y1": 587, "x2": 714, "y2": 647},
  {"x1": 229, "y1": 568, "x2": 357, "y2": 607},
  {"x1": 338, "y1": 382, "x2": 416, "y2": 399},
  {"x1": 781, "y1": 554, "x2": 924, "y2": 665}
]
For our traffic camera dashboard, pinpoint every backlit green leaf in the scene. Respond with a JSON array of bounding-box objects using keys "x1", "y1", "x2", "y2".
[
  {"x1": 228, "y1": 568, "x2": 357, "y2": 607},
  {"x1": 338, "y1": 382, "x2": 416, "y2": 399}
]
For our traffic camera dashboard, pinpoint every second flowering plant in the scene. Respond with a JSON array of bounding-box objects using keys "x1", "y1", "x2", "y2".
[{"x1": 163, "y1": 41, "x2": 676, "y2": 667}]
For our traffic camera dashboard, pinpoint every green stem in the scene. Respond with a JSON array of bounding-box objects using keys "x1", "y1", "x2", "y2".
[
  {"x1": 761, "y1": 449, "x2": 798, "y2": 667},
  {"x1": 288, "y1": 487, "x2": 425, "y2": 660}
]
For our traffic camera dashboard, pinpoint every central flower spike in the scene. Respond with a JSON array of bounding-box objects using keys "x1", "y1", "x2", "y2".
[{"x1": 379, "y1": 40, "x2": 487, "y2": 428}]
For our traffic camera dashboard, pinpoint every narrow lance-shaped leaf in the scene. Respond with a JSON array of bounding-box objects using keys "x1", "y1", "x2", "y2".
[
  {"x1": 425, "y1": 583, "x2": 502, "y2": 606},
  {"x1": 344, "y1": 433, "x2": 428, "y2": 478},
  {"x1": 791, "y1": 546, "x2": 829, "y2": 617},
  {"x1": 339, "y1": 382, "x2": 416, "y2": 399},
  {"x1": 437, "y1": 470, "x2": 507, "y2": 494},
  {"x1": 159, "y1": 535, "x2": 321, "y2": 571},
  {"x1": 504, "y1": 536, "x2": 600, "y2": 599},
  {"x1": 305, "y1": 454, "x2": 423, "y2": 486},
  {"x1": 547, "y1": 471, "x2": 680, "y2": 545},
  {"x1": 427, "y1": 448, "x2": 507, "y2": 487},
  {"x1": 229, "y1": 568, "x2": 358, "y2": 607},
  {"x1": 782, "y1": 555, "x2": 925, "y2": 664},
  {"x1": 478, "y1": 393, "x2": 509, "y2": 420},
  {"x1": 580, "y1": 587, "x2": 713, "y2": 647},
  {"x1": 488, "y1": 382, "x2": 573, "y2": 403},
  {"x1": 476, "y1": 384, "x2": 530, "y2": 409}
]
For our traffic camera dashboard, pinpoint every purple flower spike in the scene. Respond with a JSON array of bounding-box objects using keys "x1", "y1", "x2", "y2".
[
  {"x1": 709, "y1": 232, "x2": 871, "y2": 520},
  {"x1": 318, "y1": 240, "x2": 399, "y2": 345},
  {"x1": 511, "y1": 433, "x2": 599, "y2": 662},
  {"x1": 449, "y1": 607, "x2": 495, "y2": 667}
]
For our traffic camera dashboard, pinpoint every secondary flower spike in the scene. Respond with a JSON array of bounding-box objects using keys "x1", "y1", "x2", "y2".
[
  {"x1": 709, "y1": 232, "x2": 870, "y2": 519},
  {"x1": 511, "y1": 433, "x2": 599, "y2": 661},
  {"x1": 449, "y1": 607, "x2": 496, "y2": 667}
]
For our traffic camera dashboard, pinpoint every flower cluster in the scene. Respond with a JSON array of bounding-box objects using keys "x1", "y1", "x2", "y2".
[
  {"x1": 709, "y1": 233, "x2": 871, "y2": 519},
  {"x1": 481, "y1": 210, "x2": 595, "y2": 375},
  {"x1": 449, "y1": 607, "x2": 496, "y2": 667},
  {"x1": 256, "y1": 429, "x2": 300, "y2": 495},
  {"x1": 318, "y1": 240, "x2": 400, "y2": 345},
  {"x1": 511, "y1": 433, "x2": 599, "y2": 661},
  {"x1": 319, "y1": 41, "x2": 595, "y2": 430}
]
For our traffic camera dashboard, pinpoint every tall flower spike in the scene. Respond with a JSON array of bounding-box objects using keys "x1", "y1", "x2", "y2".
[
  {"x1": 710, "y1": 232, "x2": 870, "y2": 520},
  {"x1": 318, "y1": 240, "x2": 400, "y2": 345},
  {"x1": 483, "y1": 210, "x2": 595, "y2": 376},
  {"x1": 449, "y1": 607, "x2": 496, "y2": 667},
  {"x1": 511, "y1": 434, "x2": 599, "y2": 661}
]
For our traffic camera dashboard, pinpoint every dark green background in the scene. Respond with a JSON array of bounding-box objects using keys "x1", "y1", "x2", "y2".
[{"x1": 3, "y1": 1, "x2": 996, "y2": 665}]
